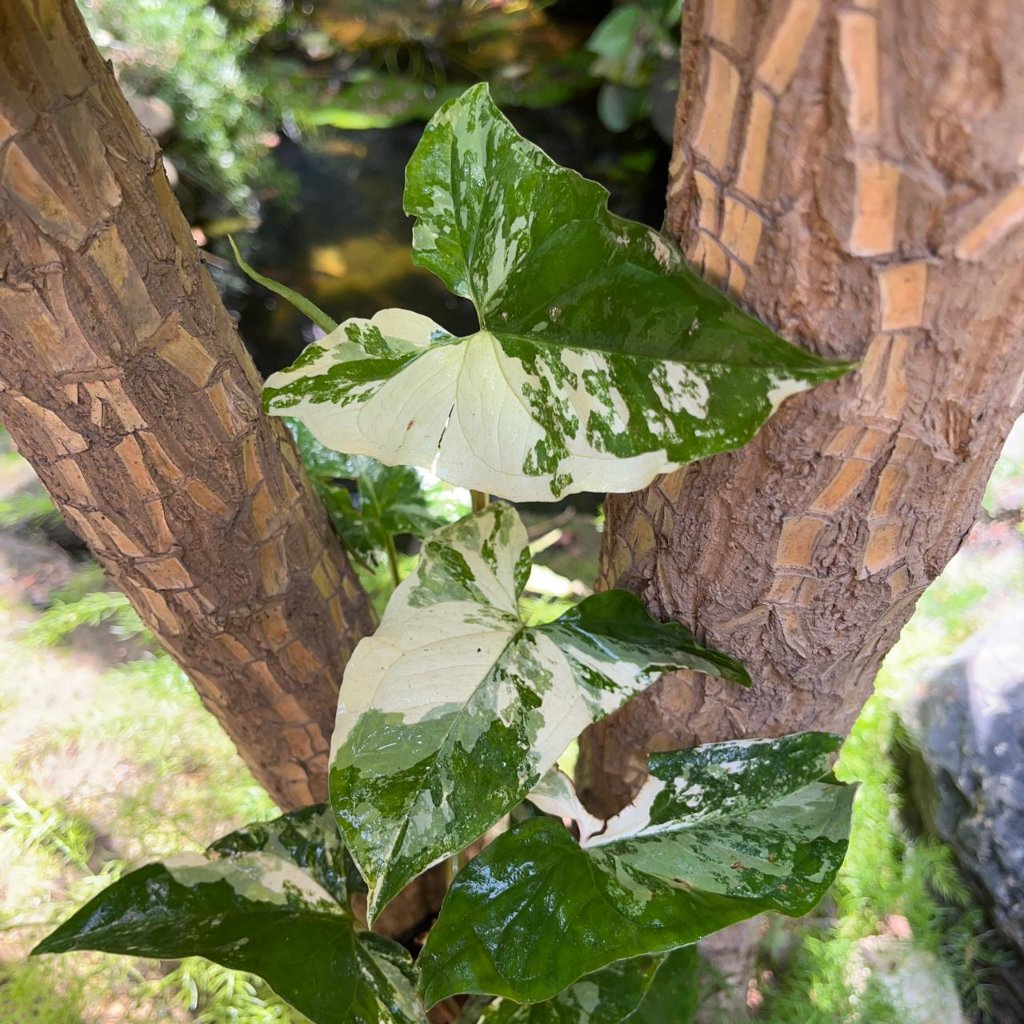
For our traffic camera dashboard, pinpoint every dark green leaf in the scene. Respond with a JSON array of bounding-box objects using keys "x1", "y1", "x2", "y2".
[
  {"x1": 33, "y1": 807, "x2": 424, "y2": 1024},
  {"x1": 418, "y1": 733, "x2": 853, "y2": 1005},
  {"x1": 626, "y1": 947, "x2": 700, "y2": 1024},
  {"x1": 289, "y1": 420, "x2": 443, "y2": 570},
  {"x1": 330, "y1": 505, "x2": 749, "y2": 921},
  {"x1": 265, "y1": 85, "x2": 851, "y2": 501},
  {"x1": 479, "y1": 947, "x2": 699, "y2": 1023}
]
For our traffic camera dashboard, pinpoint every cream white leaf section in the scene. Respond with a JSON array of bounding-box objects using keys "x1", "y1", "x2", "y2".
[
  {"x1": 165, "y1": 851, "x2": 338, "y2": 909},
  {"x1": 264, "y1": 312, "x2": 723, "y2": 501},
  {"x1": 527, "y1": 768, "x2": 603, "y2": 837},
  {"x1": 328, "y1": 505, "x2": 750, "y2": 920}
]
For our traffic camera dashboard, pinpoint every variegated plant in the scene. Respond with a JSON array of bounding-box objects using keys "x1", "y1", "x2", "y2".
[
  {"x1": 34, "y1": 84, "x2": 856, "y2": 1024},
  {"x1": 330, "y1": 503, "x2": 750, "y2": 919},
  {"x1": 34, "y1": 806, "x2": 424, "y2": 1024},
  {"x1": 419, "y1": 733, "x2": 854, "y2": 1004}
]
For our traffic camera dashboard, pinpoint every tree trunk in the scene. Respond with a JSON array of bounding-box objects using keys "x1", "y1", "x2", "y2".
[
  {"x1": 581, "y1": 0, "x2": 1024, "y2": 810},
  {"x1": 575, "y1": 2, "x2": 1024, "y2": 1007},
  {"x1": 580, "y1": 0, "x2": 1024, "y2": 1008},
  {"x1": 0, "y1": 0, "x2": 376, "y2": 810}
]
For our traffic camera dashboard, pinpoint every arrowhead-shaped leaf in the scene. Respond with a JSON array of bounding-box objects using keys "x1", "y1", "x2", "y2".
[
  {"x1": 264, "y1": 83, "x2": 851, "y2": 502},
  {"x1": 33, "y1": 806, "x2": 425, "y2": 1024},
  {"x1": 330, "y1": 505, "x2": 749, "y2": 921},
  {"x1": 478, "y1": 946, "x2": 699, "y2": 1024},
  {"x1": 418, "y1": 732, "x2": 853, "y2": 1006}
]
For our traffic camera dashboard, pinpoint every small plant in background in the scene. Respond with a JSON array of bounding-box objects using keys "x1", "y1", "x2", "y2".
[
  {"x1": 78, "y1": 0, "x2": 298, "y2": 211},
  {"x1": 587, "y1": 0, "x2": 682, "y2": 133},
  {"x1": 289, "y1": 421, "x2": 453, "y2": 588}
]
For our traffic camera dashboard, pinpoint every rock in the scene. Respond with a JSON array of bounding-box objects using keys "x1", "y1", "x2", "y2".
[
  {"x1": 902, "y1": 610, "x2": 1024, "y2": 1016},
  {"x1": 846, "y1": 937, "x2": 966, "y2": 1023},
  {"x1": 903, "y1": 612, "x2": 1024, "y2": 948},
  {"x1": 126, "y1": 93, "x2": 175, "y2": 140}
]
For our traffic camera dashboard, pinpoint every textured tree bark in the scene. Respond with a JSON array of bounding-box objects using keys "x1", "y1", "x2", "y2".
[
  {"x1": 581, "y1": 0, "x2": 1024, "y2": 810},
  {"x1": 0, "y1": 0, "x2": 376, "y2": 810},
  {"x1": 578, "y1": 1, "x2": 1024, "y2": 1008},
  {"x1": 580, "y1": 0, "x2": 1024, "y2": 1008}
]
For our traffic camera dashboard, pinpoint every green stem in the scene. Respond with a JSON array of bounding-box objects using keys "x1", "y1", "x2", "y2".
[
  {"x1": 452, "y1": 994, "x2": 494, "y2": 1023},
  {"x1": 471, "y1": 489, "x2": 489, "y2": 513},
  {"x1": 228, "y1": 236, "x2": 338, "y2": 334},
  {"x1": 359, "y1": 471, "x2": 401, "y2": 590},
  {"x1": 383, "y1": 532, "x2": 401, "y2": 590}
]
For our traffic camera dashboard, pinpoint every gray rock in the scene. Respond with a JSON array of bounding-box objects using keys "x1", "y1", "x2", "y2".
[
  {"x1": 126, "y1": 93, "x2": 175, "y2": 140},
  {"x1": 903, "y1": 611, "x2": 1024, "y2": 1017},
  {"x1": 904, "y1": 612, "x2": 1024, "y2": 950},
  {"x1": 846, "y1": 937, "x2": 966, "y2": 1024}
]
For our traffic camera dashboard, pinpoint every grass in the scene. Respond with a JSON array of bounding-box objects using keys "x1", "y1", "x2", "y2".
[{"x1": 0, "y1": 579, "x2": 305, "y2": 1023}]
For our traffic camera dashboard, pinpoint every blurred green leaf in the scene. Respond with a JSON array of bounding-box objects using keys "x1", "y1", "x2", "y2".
[
  {"x1": 289, "y1": 421, "x2": 443, "y2": 571},
  {"x1": 299, "y1": 76, "x2": 465, "y2": 130}
]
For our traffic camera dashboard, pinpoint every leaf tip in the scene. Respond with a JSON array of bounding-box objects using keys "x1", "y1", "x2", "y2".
[
  {"x1": 728, "y1": 658, "x2": 754, "y2": 688},
  {"x1": 29, "y1": 928, "x2": 71, "y2": 957}
]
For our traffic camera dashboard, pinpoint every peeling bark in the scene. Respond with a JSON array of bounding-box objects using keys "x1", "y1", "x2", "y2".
[
  {"x1": 0, "y1": 0, "x2": 376, "y2": 809},
  {"x1": 580, "y1": 0, "x2": 1024, "y2": 811}
]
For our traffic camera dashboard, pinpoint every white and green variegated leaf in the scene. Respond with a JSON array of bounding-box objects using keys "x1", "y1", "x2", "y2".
[
  {"x1": 33, "y1": 806, "x2": 425, "y2": 1024},
  {"x1": 263, "y1": 83, "x2": 851, "y2": 502},
  {"x1": 478, "y1": 946, "x2": 699, "y2": 1024},
  {"x1": 526, "y1": 767, "x2": 603, "y2": 837},
  {"x1": 330, "y1": 505, "x2": 749, "y2": 921},
  {"x1": 418, "y1": 733, "x2": 854, "y2": 1006}
]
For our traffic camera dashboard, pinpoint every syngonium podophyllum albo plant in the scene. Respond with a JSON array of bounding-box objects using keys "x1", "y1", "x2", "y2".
[{"x1": 34, "y1": 85, "x2": 857, "y2": 1023}]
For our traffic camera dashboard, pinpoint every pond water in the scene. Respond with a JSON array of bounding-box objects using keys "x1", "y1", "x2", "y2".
[{"x1": 226, "y1": 103, "x2": 669, "y2": 376}]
